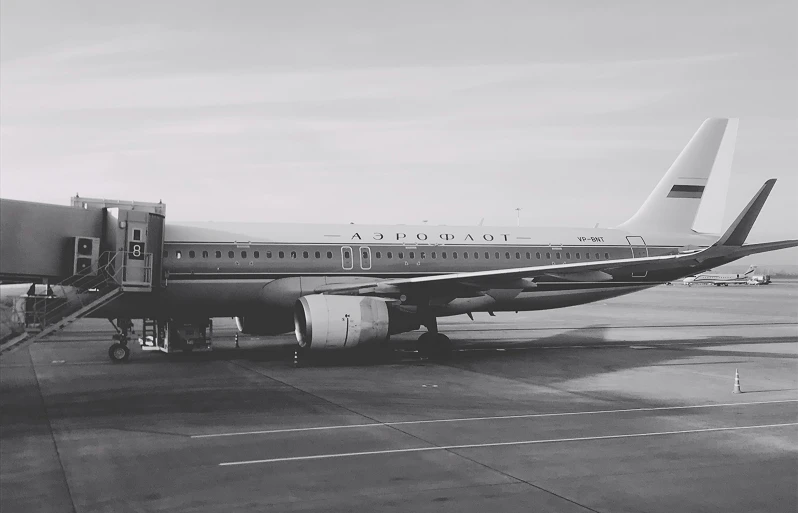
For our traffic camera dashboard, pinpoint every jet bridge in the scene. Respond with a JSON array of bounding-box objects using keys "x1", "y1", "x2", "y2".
[{"x1": 0, "y1": 196, "x2": 167, "y2": 360}]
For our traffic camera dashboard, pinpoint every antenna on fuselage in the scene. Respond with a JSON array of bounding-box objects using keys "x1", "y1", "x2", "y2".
[{"x1": 478, "y1": 218, "x2": 484, "y2": 226}]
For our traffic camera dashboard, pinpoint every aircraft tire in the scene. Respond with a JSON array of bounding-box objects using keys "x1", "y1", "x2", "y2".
[{"x1": 108, "y1": 343, "x2": 131, "y2": 363}]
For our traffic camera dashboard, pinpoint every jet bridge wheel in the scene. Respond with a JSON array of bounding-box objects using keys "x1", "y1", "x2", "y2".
[
  {"x1": 417, "y1": 332, "x2": 452, "y2": 361},
  {"x1": 108, "y1": 343, "x2": 131, "y2": 363}
]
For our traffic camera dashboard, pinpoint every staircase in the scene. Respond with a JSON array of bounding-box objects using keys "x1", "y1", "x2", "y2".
[{"x1": 0, "y1": 251, "x2": 147, "y2": 356}]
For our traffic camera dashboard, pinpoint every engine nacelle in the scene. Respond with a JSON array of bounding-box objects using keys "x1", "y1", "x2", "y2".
[
  {"x1": 294, "y1": 295, "x2": 390, "y2": 350},
  {"x1": 234, "y1": 309, "x2": 294, "y2": 335}
]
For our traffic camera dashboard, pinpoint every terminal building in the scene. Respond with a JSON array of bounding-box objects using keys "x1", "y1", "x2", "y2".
[{"x1": 0, "y1": 196, "x2": 211, "y2": 361}]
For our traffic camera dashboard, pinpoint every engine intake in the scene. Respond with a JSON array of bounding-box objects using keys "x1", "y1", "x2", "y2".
[{"x1": 294, "y1": 295, "x2": 390, "y2": 350}]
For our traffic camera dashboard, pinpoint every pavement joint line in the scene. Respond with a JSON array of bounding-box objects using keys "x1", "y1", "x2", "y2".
[
  {"x1": 218, "y1": 422, "x2": 798, "y2": 466},
  {"x1": 192, "y1": 399, "x2": 798, "y2": 439}
]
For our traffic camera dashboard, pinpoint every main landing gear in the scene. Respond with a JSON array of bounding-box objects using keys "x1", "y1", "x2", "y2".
[
  {"x1": 108, "y1": 318, "x2": 132, "y2": 363},
  {"x1": 416, "y1": 317, "x2": 452, "y2": 361}
]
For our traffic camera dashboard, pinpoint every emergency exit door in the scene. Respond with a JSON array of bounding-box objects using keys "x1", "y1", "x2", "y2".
[
  {"x1": 341, "y1": 246, "x2": 353, "y2": 270},
  {"x1": 359, "y1": 247, "x2": 371, "y2": 270}
]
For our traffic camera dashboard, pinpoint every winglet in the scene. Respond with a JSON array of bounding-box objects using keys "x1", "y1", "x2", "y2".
[{"x1": 714, "y1": 179, "x2": 776, "y2": 246}]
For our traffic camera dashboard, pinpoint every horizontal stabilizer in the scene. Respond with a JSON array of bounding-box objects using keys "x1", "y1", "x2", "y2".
[{"x1": 715, "y1": 179, "x2": 776, "y2": 247}]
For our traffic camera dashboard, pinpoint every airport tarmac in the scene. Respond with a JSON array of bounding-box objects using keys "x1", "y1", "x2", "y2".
[{"x1": 1, "y1": 283, "x2": 797, "y2": 512}]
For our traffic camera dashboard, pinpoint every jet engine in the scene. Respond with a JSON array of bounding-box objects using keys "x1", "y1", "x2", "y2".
[
  {"x1": 294, "y1": 295, "x2": 391, "y2": 350},
  {"x1": 234, "y1": 309, "x2": 294, "y2": 335}
]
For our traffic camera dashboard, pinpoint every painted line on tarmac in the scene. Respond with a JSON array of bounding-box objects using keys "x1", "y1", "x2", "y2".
[
  {"x1": 193, "y1": 399, "x2": 798, "y2": 439},
  {"x1": 219, "y1": 422, "x2": 798, "y2": 466}
]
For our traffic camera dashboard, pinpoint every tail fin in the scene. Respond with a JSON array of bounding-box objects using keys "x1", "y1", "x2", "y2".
[
  {"x1": 619, "y1": 118, "x2": 738, "y2": 234},
  {"x1": 744, "y1": 265, "x2": 757, "y2": 276}
]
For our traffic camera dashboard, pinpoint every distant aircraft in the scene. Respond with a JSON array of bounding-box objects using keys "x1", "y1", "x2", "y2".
[{"x1": 683, "y1": 265, "x2": 758, "y2": 286}]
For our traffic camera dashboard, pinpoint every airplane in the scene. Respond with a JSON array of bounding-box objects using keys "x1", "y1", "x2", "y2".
[
  {"x1": 4, "y1": 118, "x2": 798, "y2": 363},
  {"x1": 683, "y1": 265, "x2": 757, "y2": 286}
]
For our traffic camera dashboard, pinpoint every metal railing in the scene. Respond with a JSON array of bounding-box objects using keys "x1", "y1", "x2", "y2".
[{"x1": 26, "y1": 250, "x2": 153, "y2": 330}]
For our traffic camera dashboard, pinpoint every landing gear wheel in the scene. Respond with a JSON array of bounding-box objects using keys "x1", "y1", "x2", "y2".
[
  {"x1": 417, "y1": 333, "x2": 452, "y2": 361},
  {"x1": 108, "y1": 343, "x2": 131, "y2": 363}
]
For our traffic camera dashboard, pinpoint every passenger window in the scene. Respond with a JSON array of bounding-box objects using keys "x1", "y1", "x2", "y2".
[
  {"x1": 565, "y1": 252, "x2": 570, "y2": 259},
  {"x1": 327, "y1": 251, "x2": 333, "y2": 259},
  {"x1": 474, "y1": 252, "x2": 479, "y2": 259},
  {"x1": 215, "y1": 251, "x2": 222, "y2": 258},
  {"x1": 504, "y1": 252, "x2": 510, "y2": 259},
  {"x1": 376, "y1": 251, "x2": 381, "y2": 258},
  {"x1": 303, "y1": 251, "x2": 309, "y2": 258},
  {"x1": 463, "y1": 252, "x2": 468, "y2": 259},
  {"x1": 399, "y1": 252, "x2": 404, "y2": 259},
  {"x1": 546, "y1": 252, "x2": 551, "y2": 259},
  {"x1": 279, "y1": 251, "x2": 285, "y2": 258},
  {"x1": 254, "y1": 251, "x2": 260, "y2": 258},
  {"x1": 605, "y1": 252, "x2": 610, "y2": 259},
  {"x1": 576, "y1": 253, "x2": 580, "y2": 259},
  {"x1": 189, "y1": 250, "x2": 196, "y2": 258},
  {"x1": 432, "y1": 252, "x2": 436, "y2": 259},
  {"x1": 266, "y1": 251, "x2": 272, "y2": 258},
  {"x1": 176, "y1": 251, "x2": 182, "y2": 259},
  {"x1": 387, "y1": 251, "x2": 393, "y2": 258},
  {"x1": 526, "y1": 252, "x2": 531, "y2": 259},
  {"x1": 595, "y1": 252, "x2": 600, "y2": 259},
  {"x1": 515, "y1": 252, "x2": 521, "y2": 259},
  {"x1": 241, "y1": 251, "x2": 247, "y2": 258},
  {"x1": 228, "y1": 251, "x2": 234, "y2": 258},
  {"x1": 585, "y1": 252, "x2": 590, "y2": 259},
  {"x1": 556, "y1": 252, "x2": 561, "y2": 259},
  {"x1": 315, "y1": 251, "x2": 320, "y2": 258},
  {"x1": 410, "y1": 251, "x2": 415, "y2": 259},
  {"x1": 452, "y1": 252, "x2": 457, "y2": 259},
  {"x1": 289, "y1": 251, "x2": 296, "y2": 259},
  {"x1": 420, "y1": 252, "x2": 426, "y2": 259},
  {"x1": 202, "y1": 250, "x2": 209, "y2": 258},
  {"x1": 536, "y1": 252, "x2": 541, "y2": 259},
  {"x1": 485, "y1": 252, "x2": 490, "y2": 259},
  {"x1": 442, "y1": 252, "x2": 447, "y2": 259},
  {"x1": 493, "y1": 252, "x2": 498, "y2": 259}
]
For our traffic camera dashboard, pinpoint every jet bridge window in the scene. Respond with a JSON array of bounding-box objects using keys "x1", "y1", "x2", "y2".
[
  {"x1": 189, "y1": 250, "x2": 195, "y2": 258},
  {"x1": 228, "y1": 251, "x2": 234, "y2": 258},
  {"x1": 215, "y1": 251, "x2": 222, "y2": 258}
]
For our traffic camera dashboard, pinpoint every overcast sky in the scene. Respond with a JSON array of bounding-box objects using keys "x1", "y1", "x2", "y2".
[{"x1": 1, "y1": 1, "x2": 796, "y2": 263}]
